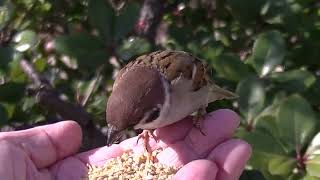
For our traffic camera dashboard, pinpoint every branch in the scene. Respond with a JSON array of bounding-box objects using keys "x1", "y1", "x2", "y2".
[
  {"x1": 135, "y1": 0, "x2": 164, "y2": 42},
  {"x1": 20, "y1": 59, "x2": 106, "y2": 151},
  {"x1": 20, "y1": 59, "x2": 91, "y2": 126}
]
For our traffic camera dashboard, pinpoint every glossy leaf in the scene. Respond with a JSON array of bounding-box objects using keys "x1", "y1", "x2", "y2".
[
  {"x1": 236, "y1": 128, "x2": 288, "y2": 176},
  {"x1": 114, "y1": 3, "x2": 139, "y2": 41},
  {"x1": 0, "y1": 0, "x2": 13, "y2": 30},
  {"x1": 261, "y1": 0, "x2": 291, "y2": 25},
  {"x1": 0, "y1": 82, "x2": 25, "y2": 103},
  {"x1": 88, "y1": 0, "x2": 114, "y2": 42},
  {"x1": 13, "y1": 30, "x2": 38, "y2": 52},
  {"x1": 0, "y1": 46, "x2": 13, "y2": 69},
  {"x1": 270, "y1": 69, "x2": 316, "y2": 92},
  {"x1": 54, "y1": 33, "x2": 109, "y2": 68},
  {"x1": 211, "y1": 54, "x2": 253, "y2": 82},
  {"x1": 255, "y1": 115, "x2": 280, "y2": 139},
  {"x1": 34, "y1": 58, "x2": 46, "y2": 72},
  {"x1": 0, "y1": 103, "x2": 8, "y2": 125},
  {"x1": 227, "y1": 0, "x2": 265, "y2": 24},
  {"x1": 117, "y1": 37, "x2": 151, "y2": 61},
  {"x1": 276, "y1": 94, "x2": 317, "y2": 151},
  {"x1": 9, "y1": 53, "x2": 27, "y2": 83},
  {"x1": 303, "y1": 175, "x2": 320, "y2": 180},
  {"x1": 236, "y1": 128, "x2": 286, "y2": 155},
  {"x1": 306, "y1": 155, "x2": 320, "y2": 177},
  {"x1": 249, "y1": 30, "x2": 286, "y2": 77},
  {"x1": 236, "y1": 76, "x2": 265, "y2": 123},
  {"x1": 268, "y1": 155, "x2": 296, "y2": 175},
  {"x1": 1, "y1": 103, "x2": 15, "y2": 120},
  {"x1": 305, "y1": 132, "x2": 320, "y2": 158},
  {"x1": 240, "y1": 170, "x2": 266, "y2": 180},
  {"x1": 22, "y1": 97, "x2": 36, "y2": 112}
]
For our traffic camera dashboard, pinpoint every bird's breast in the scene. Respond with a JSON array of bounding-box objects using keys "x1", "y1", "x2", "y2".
[{"x1": 134, "y1": 77, "x2": 209, "y2": 130}]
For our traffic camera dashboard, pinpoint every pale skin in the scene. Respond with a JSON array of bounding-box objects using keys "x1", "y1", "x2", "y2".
[{"x1": 0, "y1": 109, "x2": 251, "y2": 180}]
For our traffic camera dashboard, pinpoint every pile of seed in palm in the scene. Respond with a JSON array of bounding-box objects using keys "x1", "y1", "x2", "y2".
[{"x1": 86, "y1": 149, "x2": 180, "y2": 180}]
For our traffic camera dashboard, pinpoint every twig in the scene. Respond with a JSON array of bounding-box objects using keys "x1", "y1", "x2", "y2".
[
  {"x1": 81, "y1": 65, "x2": 105, "y2": 107},
  {"x1": 19, "y1": 59, "x2": 106, "y2": 151}
]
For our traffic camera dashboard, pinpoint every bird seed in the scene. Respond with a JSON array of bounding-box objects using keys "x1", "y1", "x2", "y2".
[{"x1": 86, "y1": 149, "x2": 179, "y2": 180}]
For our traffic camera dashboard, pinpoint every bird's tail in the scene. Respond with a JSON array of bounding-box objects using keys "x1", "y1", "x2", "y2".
[{"x1": 208, "y1": 84, "x2": 238, "y2": 103}]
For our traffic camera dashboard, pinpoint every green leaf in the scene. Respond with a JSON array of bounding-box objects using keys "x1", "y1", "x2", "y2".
[
  {"x1": 22, "y1": 97, "x2": 36, "y2": 112},
  {"x1": 305, "y1": 132, "x2": 320, "y2": 158},
  {"x1": 0, "y1": 103, "x2": 8, "y2": 125},
  {"x1": 203, "y1": 46, "x2": 224, "y2": 61},
  {"x1": 236, "y1": 128, "x2": 287, "y2": 180},
  {"x1": 114, "y1": 3, "x2": 139, "y2": 41},
  {"x1": 117, "y1": 37, "x2": 151, "y2": 61},
  {"x1": 0, "y1": 46, "x2": 13, "y2": 69},
  {"x1": 255, "y1": 115, "x2": 280, "y2": 139},
  {"x1": 249, "y1": 30, "x2": 286, "y2": 77},
  {"x1": 304, "y1": 80, "x2": 320, "y2": 106},
  {"x1": 88, "y1": 0, "x2": 114, "y2": 42},
  {"x1": 2, "y1": 102, "x2": 15, "y2": 119},
  {"x1": 236, "y1": 76, "x2": 265, "y2": 123},
  {"x1": 236, "y1": 128, "x2": 288, "y2": 177},
  {"x1": 237, "y1": 128, "x2": 286, "y2": 156},
  {"x1": 270, "y1": 69, "x2": 316, "y2": 92},
  {"x1": 0, "y1": 0, "x2": 14, "y2": 31},
  {"x1": 306, "y1": 155, "x2": 320, "y2": 177},
  {"x1": 211, "y1": 54, "x2": 253, "y2": 82},
  {"x1": 13, "y1": 30, "x2": 38, "y2": 52},
  {"x1": 261, "y1": 0, "x2": 291, "y2": 25},
  {"x1": 88, "y1": 1, "x2": 139, "y2": 42},
  {"x1": 240, "y1": 170, "x2": 266, "y2": 180},
  {"x1": 34, "y1": 58, "x2": 46, "y2": 72},
  {"x1": 268, "y1": 155, "x2": 296, "y2": 175},
  {"x1": 54, "y1": 33, "x2": 109, "y2": 68},
  {"x1": 303, "y1": 175, "x2": 320, "y2": 180},
  {"x1": 227, "y1": 0, "x2": 266, "y2": 24},
  {"x1": 0, "y1": 82, "x2": 25, "y2": 103},
  {"x1": 276, "y1": 94, "x2": 317, "y2": 151},
  {"x1": 9, "y1": 53, "x2": 27, "y2": 83}
]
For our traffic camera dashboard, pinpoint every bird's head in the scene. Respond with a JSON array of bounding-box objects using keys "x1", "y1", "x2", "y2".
[{"x1": 106, "y1": 66, "x2": 167, "y2": 145}]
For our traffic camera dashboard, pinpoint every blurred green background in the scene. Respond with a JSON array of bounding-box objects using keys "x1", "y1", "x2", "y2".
[{"x1": 1, "y1": 0, "x2": 320, "y2": 179}]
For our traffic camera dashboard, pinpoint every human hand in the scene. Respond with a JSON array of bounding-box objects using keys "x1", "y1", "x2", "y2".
[{"x1": 0, "y1": 109, "x2": 251, "y2": 180}]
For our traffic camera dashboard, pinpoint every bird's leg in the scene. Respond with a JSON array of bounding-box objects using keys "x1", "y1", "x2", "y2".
[
  {"x1": 136, "y1": 130, "x2": 158, "y2": 163},
  {"x1": 193, "y1": 107, "x2": 207, "y2": 136}
]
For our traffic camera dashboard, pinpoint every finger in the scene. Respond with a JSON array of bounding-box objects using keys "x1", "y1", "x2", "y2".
[
  {"x1": 0, "y1": 140, "x2": 52, "y2": 180},
  {"x1": 155, "y1": 117, "x2": 193, "y2": 145},
  {"x1": 158, "y1": 109, "x2": 240, "y2": 167},
  {"x1": 76, "y1": 145, "x2": 124, "y2": 166},
  {"x1": 208, "y1": 139, "x2": 252, "y2": 180},
  {"x1": 50, "y1": 156, "x2": 88, "y2": 180},
  {"x1": 0, "y1": 121, "x2": 82, "y2": 168},
  {"x1": 185, "y1": 109, "x2": 240, "y2": 156},
  {"x1": 173, "y1": 160, "x2": 218, "y2": 180}
]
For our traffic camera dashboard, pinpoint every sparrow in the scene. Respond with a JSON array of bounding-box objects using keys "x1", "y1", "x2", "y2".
[{"x1": 106, "y1": 50, "x2": 236, "y2": 149}]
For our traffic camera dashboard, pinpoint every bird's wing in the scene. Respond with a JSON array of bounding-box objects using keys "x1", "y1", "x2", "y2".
[
  {"x1": 207, "y1": 83, "x2": 238, "y2": 103},
  {"x1": 121, "y1": 50, "x2": 208, "y2": 91}
]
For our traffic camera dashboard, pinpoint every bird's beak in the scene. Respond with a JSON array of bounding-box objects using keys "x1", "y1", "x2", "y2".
[{"x1": 106, "y1": 125, "x2": 123, "y2": 146}]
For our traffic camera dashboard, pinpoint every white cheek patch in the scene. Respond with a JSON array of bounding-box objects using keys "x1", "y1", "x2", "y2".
[
  {"x1": 159, "y1": 75, "x2": 171, "y2": 118},
  {"x1": 191, "y1": 63, "x2": 197, "y2": 80}
]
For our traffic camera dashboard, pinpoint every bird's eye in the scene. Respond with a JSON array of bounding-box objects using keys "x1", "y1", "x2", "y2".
[{"x1": 145, "y1": 108, "x2": 160, "y2": 123}]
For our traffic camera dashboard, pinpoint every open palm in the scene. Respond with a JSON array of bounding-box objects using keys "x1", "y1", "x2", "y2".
[{"x1": 0, "y1": 109, "x2": 251, "y2": 180}]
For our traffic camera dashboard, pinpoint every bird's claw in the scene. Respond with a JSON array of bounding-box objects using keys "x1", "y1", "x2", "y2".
[
  {"x1": 193, "y1": 108, "x2": 207, "y2": 136},
  {"x1": 136, "y1": 130, "x2": 158, "y2": 152}
]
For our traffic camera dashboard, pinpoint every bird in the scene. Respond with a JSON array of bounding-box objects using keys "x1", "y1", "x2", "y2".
[{"x1": 106, "y1": 50, "x2": 236, "y2": 152}]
